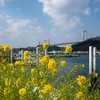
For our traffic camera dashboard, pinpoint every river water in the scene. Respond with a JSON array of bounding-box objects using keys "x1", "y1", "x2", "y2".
[{"x1": 60, "y1": 54, "x2": 100, "y2": 77}]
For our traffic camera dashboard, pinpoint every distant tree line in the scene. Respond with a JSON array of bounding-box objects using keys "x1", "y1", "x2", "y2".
[{"x1": 72, "y1": 38, "x2": 100, "y2": 51}]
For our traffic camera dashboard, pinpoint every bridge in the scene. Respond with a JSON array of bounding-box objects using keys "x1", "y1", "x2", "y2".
[
  {"x1": 38, "y1": 41, "x2": 82, "y2": 47},
  {"x1": 49, "y1": 41, "x2": 82, "y2": 46}
]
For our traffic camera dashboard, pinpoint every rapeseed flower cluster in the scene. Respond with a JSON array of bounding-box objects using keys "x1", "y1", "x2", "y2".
[
  {"x1": 24, "y1": 56, "x2": 28, "y2": 61},
  {"x1": 40, "y1": 55, "x2": 49, "y2": 66},
  {"x1": 61, "y1": 60, "x2": 66, "y2": 67},
  {"x1": 43, "y1": 84, "x2": 53, "y2": 94},
  {"x1": 65, "y1": 46, "x2": 73, "y2": 54},
  {"x1": 48, "y1": 59, "x2": 56, "y2": 70},
  {"x1": 24, "y1": 50, "x2": 29, "y2": 56},
  {"x1": 3, "y1": 87, "x2": 11, "y2": 95},
  {"x1": 21, "y1": 66, "x2": 25, "y2": 73},
  {"x1": 41, "y1": 79, "x2": 46, "y2": 86},
  {"x1": 15, "y1": 60, "x2": 21, "y2": 66},
  {"x1": 31, "y1": 68, "x2": 35, "y2": 74},
  {"x1": 9, "y1": 63, "x2": 14, "y2": 69},
  {"x1": 3, "y1": 44, "x2": 12, "y2": 51},
  {"x1": 19, "y1": 88, "x2": 27, "y2": 96},
  {"x1": 76, "y1": 92, "x2": 83, "y2": 100},
  {"x1": 77, "y1": 75, "x2": 86, "y2": 86},
  {"x1": 43, "y1": 42, "x2": 49, "y2": 49},
  {"x1": 39, "y1": 71, "x2": 44, "y2": 76},
  {"x1": 4, "y1": 78, "x2": 12, "y2": 86},
  {"x1": 16, "y1": 78, "x2": 22, "y2": 85},
  {"x1": 81, "y1": 64, "x2": 85, "y2": 67},
  {"x1": 93, "y1": 72, "x2": 98, "y2": 77},
  {"x1": 23, "y1": 50, "x2": 30, "y2": 61},
  {"x1": 52, "y1": 69, "x2": 58, "y2": 76},
  {"x1": 0, "y1": 44, "x2": 11, "y2": 53}
]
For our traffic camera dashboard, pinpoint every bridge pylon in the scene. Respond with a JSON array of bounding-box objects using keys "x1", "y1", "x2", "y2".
[{"x1": 81, "y1": 30, "x2": 87, "y2": 41}]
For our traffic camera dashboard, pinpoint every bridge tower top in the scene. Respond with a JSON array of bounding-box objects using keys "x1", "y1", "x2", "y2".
[{"x1": 81, "y1": 30, "x2": 87, "y2": 41}]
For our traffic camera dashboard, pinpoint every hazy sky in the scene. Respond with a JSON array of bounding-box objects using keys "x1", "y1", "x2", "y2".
[{"x1": 0, "y1": 0, "x2": 100, "y2": 48}]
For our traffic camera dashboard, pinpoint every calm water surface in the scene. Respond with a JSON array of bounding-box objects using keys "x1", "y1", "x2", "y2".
[{"x1": 60, "y1": 54, "x2": 100, "y2": 77}]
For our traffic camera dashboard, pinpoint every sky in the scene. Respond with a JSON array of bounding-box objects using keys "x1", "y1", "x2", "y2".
[{"x1": 0, "y1": 0, "x2": 100, "y2": 48}]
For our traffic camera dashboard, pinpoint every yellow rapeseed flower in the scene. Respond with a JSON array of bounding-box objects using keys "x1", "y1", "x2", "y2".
[
  {"x1": 52, "y1": 69, "x2": 58, "y2": 76},
  {"x1": 43, "y1": 84, "x2": 53, "y2": 94},
  {"x1": 43, "y1": 42, "x2": 49, "y2": 49},
  {"x1": 44, "y1": 55, "x2": 50, "y2": 60},
  {"x1": 20, "y1": 61, "x2": 25, "y2": 66},
  {"x1": 31, "y1": 68, "x2": 35, "y2": 74},
  {"x1": 4, "y1": 88, "x2": 11, "y2": 95},
  {"x1": 40, "y1": 55, "x2": 49, "y2": 66},
  {"x1": 3, "y1": 44, "x2": 11, "y2": 51},
  {"x1": 76, "y1": 92, "x2": 83, "y2": 100},
  {"x1": 82, "y1": 64, "x2": 85, "y2": 67},
  {"x1": 48, "y1": 59, "x2": 56, "y2": 70},
  {"x1": 74, "y1": 65, "x2": 78, "y2": 68},
  {"x1": 19, "y1": 88, "x2": 27, "y2": 96},
  {"x1": 39, "y1": 71, "x2": 44, "y2": 76},
  {"x1": 24, "y1": 56, "x2": 29, "y2": 61},
  {"x1": 21, "y1": 66, "x2": 25, "y2": 73},
  {"x1": 24, "y1": 50, "x2": 29, "y2": 56},
  {"x1": 77, "y1": 75, "x2": 86, "y2": 86},
  {"x1": 9, "y1": 63, "x2": 14, "y2": 68},
  {"x1": 41, "y1": 79, "x2": 46, "y2": 86},
  {"x1": 94, "y1": 72, "x2": 98, "y2": 77},
  {"x1": 65, "y1": 46, "x2": 73, "y2": 54},
  {"x1": 4, "y1": 88, "x2": 8, "y2": 95},
  {"x1": 40, "y1": 57, "x2": 48, "y2": 66},
  {"x1": 3, "y1": 65, "x2": 6, "y2": 70},
  {"x1": 32, "y1": 78, "x2": 38, "y2": 85},
  {"x1": 5, "y1": 78, "x2": 12, "y2": 86},
  {"x1": 61, "y1": 60, "x2": 66, "y2": 67},
  {"x1": 11, "y1": 69, "x2": 15, "y2": 74},
  {"x1": 70, "y1": 85, "x2": 74, "y2": 89},
  {"x1": 16, "y1": 78, "x2": 22, "y2": 85},
  {"x1": 15, "y1": 61, "x2": 21, "y2": 66},
  {"x1": 88, "y1": 83, "x2": 91, "y2": 87}
]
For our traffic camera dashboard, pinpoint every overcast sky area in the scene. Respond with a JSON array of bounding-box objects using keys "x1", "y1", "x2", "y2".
[{"x1": 0, "y1": 0, "x2": 100, "y2": 48}]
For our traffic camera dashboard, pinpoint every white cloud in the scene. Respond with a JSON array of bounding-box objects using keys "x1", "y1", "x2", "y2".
[
  {"x1": 0, "y1": 0, "x2": 12, "y2": 6},
  {"x1": 0, "y1": 0, "x2": 5, "y2": 6},
  {"x1": 84, "y1": 7, "x2": 91, "y2": 15},
  {"x1": 66, "y1": 16, "x2": 80, "y2": 29},
  {"x1": 38, "y1": 0, "x2": 90, "y2": 29},
  {"x1": 0, "y1": 14, "x2": 43, "y2": 47}
]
